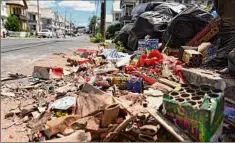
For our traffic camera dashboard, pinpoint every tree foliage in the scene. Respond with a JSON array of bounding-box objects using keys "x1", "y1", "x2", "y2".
[
  {"x1": 88, "y1": 15, "x2": 98, "y2": 35},
  {"x1": 6, "y1": 15, "x2": 21, "y2": 31},
  {"x1": 106, "y1": 22, "x2": 123, "y2": 39}
]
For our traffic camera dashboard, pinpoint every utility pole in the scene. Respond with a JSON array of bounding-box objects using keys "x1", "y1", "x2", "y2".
[
  {"x1": 64, "y1": 10, "x2": 67, "y2": 35},
  {"x1": 37, "y1": 0, "x2": 40, "y2": 33},
  {"x1": 100, "y1": 0, "x2": 106, "y2": 40},
  {"x1": 70, "y1": 13, "x2": 71, "y2": 35}
]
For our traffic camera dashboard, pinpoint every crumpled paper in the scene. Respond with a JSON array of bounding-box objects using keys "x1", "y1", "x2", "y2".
[{"x1": 49, "y1": 96, "x2": 76, "y2": 110}]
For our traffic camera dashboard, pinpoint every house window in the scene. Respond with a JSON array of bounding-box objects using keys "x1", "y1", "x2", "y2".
[
  {"x1": 33, "y1": 15, "x2": 36, "y2": 21},
  {"x1": 47, "y1": 19, "x2": 50, "y2": 24},
  {"x1": 13, "y1": 8, "x2": 16, "y2": 14}
]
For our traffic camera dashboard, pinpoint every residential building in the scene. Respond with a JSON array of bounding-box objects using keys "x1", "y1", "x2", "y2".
[
  {"x1": 1, "y1": 1, "x2": 8, "y2": 37},
  {"x1": 112, "y1": 0, "x2": 122, "y2": 21},
  {"x1": 58, "y1": 14, "x2": 65, "y2": 35},
  {"x1": 40, "y1": 8, "x2": 55, "y2": 33},
  {"x1": 1, "y1": 1, "x2": 8, "y2": 29},
  {"x1": 120, "y1": 0, "x2": 136, "y2": 25},
  {"x1": 26, "y1": 5, "x2": 42, "y2": 34},
  {"x1": 106, "y1": 14, "x2": 113, "y2": 30},
  {"x1": 5, "y1": 0, "x2": 28, "y2": 31},
  {"x1": 65, "y1": 21, "x2": 70, "y2": 34}
]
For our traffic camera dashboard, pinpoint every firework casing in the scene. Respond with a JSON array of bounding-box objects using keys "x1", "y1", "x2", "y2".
[
  {"x1": 182, "y1": 50, "x2": 203, "y2": 67},
  {"x1": 109, "y1": 76, "x2": 143, "y2": 93},
  {"x1": 163, "y1": 85, "x2": 224, "y2": 142},
  {"x1": 179, "y1": 46, "x2": 198, "y2": 61},
  {"x1": 198, "y1": 43, "x2": 217, "y2": 64},
  {"x1": 125, "y1": 76, "x2": 143, "y2": 93},
  {"x1": 186, "y1": 17, "x2": 221, "y2": 47}
]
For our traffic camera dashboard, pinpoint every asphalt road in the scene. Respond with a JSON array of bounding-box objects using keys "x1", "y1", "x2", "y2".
[{"x1": 1, "y1": 35, "x2": 95, "y2": 77}]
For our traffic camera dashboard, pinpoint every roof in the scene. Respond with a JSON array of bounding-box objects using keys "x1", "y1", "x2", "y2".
[
  {"x1": 106, "y1": 14, "x2": 113, "y2": 23},
  {"x1": 113, "y1": 0, "x2": 121, "y2": 12},
  {"x1": 27, "y1": 5, "x2": 41, "y2": 13},
  {"x1": 5, "y1": 0, "x2": 27, "y2": 8}
]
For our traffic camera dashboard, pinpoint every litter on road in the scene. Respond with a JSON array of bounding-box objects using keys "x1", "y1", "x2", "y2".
[{"x1": 1, "y1": 1, "x2": 235, "y2": 142}]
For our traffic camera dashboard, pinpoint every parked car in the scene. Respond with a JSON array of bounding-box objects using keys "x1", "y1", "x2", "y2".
[{"x1": 38, "y1": 29, "x2": 53, "y2": 38}]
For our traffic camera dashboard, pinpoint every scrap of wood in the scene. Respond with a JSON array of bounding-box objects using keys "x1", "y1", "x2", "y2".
[
  {"x1": 45, "y1": 115, "x2": 81, "y2": 138},
  {"x1": 151, "y1": 82, "x2": 173, "y2": 94},
  {"x1": 1, "y1": 92, "x2": 15, "y2": 97},
  {"x1": 29, "y1": 111, "x2": 52, "y2": 134},
  {"x1": 147, "y1": 109, "x2": 185, "y2": 142},
  {"x1": 103, "y1": 116, "x2": 136, "y2": 142},
  {"x1": 159, "y1": 78, "x2": 178, "y2": 88},
  {"x1": 1, "y1": 74, "x2": 27, "y2": 82}
]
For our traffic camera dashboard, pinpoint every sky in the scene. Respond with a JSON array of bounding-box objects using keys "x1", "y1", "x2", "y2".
[{"x1": 29, "y1": 0, "x2": 114, "y2": 27}]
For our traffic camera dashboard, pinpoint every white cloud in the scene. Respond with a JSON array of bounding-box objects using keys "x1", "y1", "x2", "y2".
[
  {"x1": 28, "y1": 0, "x2": 56, "y2": 8},
  {"x1": 58, "y1": 1, "x2": 95, "y2": 11}
]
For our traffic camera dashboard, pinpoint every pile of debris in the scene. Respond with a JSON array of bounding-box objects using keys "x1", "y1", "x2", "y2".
[
  {"x1": 1, "y1": 2, "x2": 235, "y2": 142},
  {"x1": 1, "y1": 42, "x2": 231, "y2": 142}
]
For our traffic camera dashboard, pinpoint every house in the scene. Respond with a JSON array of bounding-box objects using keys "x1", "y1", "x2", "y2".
[
  {"x1": 40, "y1": 8, "x2": 55, "y2": 33},
  {"x1": 112, "y1": 0, "x2": 122, "y2": 21},
  {"x1": 120, "y1": 0, "x2": 136, "y2": 25},
  {"x1": 1, "y1": 1, "x2": 8, "y2": 35},
  {"x1": 5, "y1": 0, "x2": 28, "y2": 31},
  {"x1": 65, "y1": 21, "x2": 70, "y2": 35},
  {"x1": 106, "y1": 14, "x2": 113, "y2": 30},
  {"x1": 1, "y1": 1, "x2": 8, "y2": 27},
  {"x1": 26, "y1": 5, "x2": 42, "y2": 34},
  {"x1": 58, "y1": 14, "x2": 65, "y2": 35}
]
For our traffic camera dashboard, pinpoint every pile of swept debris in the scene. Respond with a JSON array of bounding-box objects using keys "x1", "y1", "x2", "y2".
[
  {"x1": 1, "y1": 43, "x2": 233, "y2": 142},
  {"x1": 1, "y1": 1, "x2": 235, "y2": 142}
]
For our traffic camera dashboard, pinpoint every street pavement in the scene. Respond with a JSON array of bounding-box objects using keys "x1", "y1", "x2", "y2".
[{"x1": 1, "y1": 35, "x2": 96, "y2": 77}]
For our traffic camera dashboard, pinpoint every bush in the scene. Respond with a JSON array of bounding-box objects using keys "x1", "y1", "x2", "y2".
[
  {"x1": 106, "y1": 22, "x2": 123, "y2": 39},
  {"x1": 5, "y1": 15, "x2": 21, "y2": 32},
  {"x1": 115, "y1": 41, "x2": 124, "y2": 52},
  {"x1": 90, "y1": 33, "x2": 103, "y2": 43}
]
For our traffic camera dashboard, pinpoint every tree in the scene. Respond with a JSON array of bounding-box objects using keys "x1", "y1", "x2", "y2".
[
  {"x1": 5, "y1": 15, "x2": 21, "y2": 31},
  {"x1": 88, "y1": 15, "x2": 98, "y2": 35},
  {"x1": 106, "y1": 22, "x2": 123, "y2": 39}
]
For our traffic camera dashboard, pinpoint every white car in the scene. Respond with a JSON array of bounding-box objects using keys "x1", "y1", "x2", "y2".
[{"x1": 38, "y1": 29, "x2": 53, "y2": 38}]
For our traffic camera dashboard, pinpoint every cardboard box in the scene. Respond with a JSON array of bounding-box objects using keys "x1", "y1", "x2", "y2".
[
  {"x1": 182, "y1": 50, "x2": 202, "y2": 67},
  {"x1": 138, "y1": 39, "x2": 159, "y2": 53},
  {"x1": 163, "y1": 86, "x2": 224, "y2": 141}
]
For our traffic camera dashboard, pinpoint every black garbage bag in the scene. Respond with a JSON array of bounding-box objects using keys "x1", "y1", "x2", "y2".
[
  {"x1": 113, "y1": 23, "x2": 134, "y2": 49},
  {"x1": 162, "y1": 5, "x2": 213, "y2": 48},
  {"x1": 228, "y1": 48, "x2": 235, "y2": 77},
  {"x1": 127, "y1": 11, "x2": 172, "y2": 51},
  {"x1": 132, "y1": 2, "x2": 186, "y2": 21},
  {"x1": 204, "y1": 22, "x2": 235, "y2": 67},
  {"x1": 115, "y1": 2, "x2": 186, "y2": 52}
]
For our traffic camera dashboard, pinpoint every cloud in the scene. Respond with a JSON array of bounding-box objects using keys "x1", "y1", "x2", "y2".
[
  {"x1": 28, "y1": 0, "x2": 56, "y2": 8},
  {"x1": 58, "y1": 1, "x2": 95, "y2": 11}
]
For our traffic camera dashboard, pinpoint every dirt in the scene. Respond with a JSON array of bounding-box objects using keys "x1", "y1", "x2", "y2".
[{"x1": 1, "y1": 50, "x2": 82, "y2": 142}]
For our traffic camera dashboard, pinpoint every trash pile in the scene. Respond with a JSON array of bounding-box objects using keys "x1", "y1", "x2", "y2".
[
  {"x1": 1, "y1": 2, "x2": 235, "y2": 142},
  {"x1": 2, "y1": 42, "x2": 232, "y2": 142}
]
